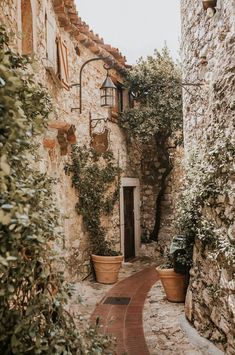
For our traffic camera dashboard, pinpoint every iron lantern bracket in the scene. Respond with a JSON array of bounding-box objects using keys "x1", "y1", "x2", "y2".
[{"x1": 70, "y1": 57, "x2": 110, "y2": 114}]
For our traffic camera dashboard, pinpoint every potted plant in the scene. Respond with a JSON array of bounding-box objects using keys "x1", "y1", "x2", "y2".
[
  {"x1": 65, "y1": 146, "x2": 123, "y2": 284},
  {"x1": 91, "y1": 255, "x2": 123, "y2": 284},
  {"x1": 90, "y1": 219, "x2": 123, "y2": 285},
  {"x1": 156, "y1": 236, "x2": 190, "y2": 302}
]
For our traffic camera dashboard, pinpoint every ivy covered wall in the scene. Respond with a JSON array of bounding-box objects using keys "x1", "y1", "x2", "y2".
[
  {"x1": 0, "y1": 0, "x2": 129, "y2": 281},
  {"x1": 181, "y1": 0, "x2": 235, "y2": 353},
  {"x1": 125, "y1": 138, "x2": 184, "y2": 254}
]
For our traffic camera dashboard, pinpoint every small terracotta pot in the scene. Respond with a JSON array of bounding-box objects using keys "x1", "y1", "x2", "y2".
[
  {"x1": 67, "y1": 124, "x2": 77, "y2": 144},
  {"x1": 91, "y1": 254, "x2": 123, "y2": 284},
  {"x1": 202, "y1": 0, "x2": 217, "y2": 10},
  {"x1": 156, "y1": 268, "x2": 187, "y2": 303},
  {"x1": 67, "y1": 134, "x2": 77, "y2": 144},
  {"x1": 43, "y1": 138, "x2": 56, "y2": 149}
]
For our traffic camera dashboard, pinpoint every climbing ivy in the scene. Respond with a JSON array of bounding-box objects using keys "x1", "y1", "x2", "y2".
[
  {"x1": 0, "y1": 26, "x2": 115, "y2": 354},
  {"x1": 0, "y1": 25, "x2": 82, "y2": 354},
  {"x1": 176, "y1": 123, "x2": 235, "y2": 268},
  {"x1": 120, "y1": 47, "x2": 183, "y2": 240},
  {"x1": 120, "y1": 47, "x2": 182, "y2": 142},
  {"x1": 65, "y1": 146, "x2": 121, "y2": 256}
]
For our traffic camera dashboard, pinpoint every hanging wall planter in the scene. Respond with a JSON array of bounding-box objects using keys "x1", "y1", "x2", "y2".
[
  {"x1": 66, "y1": 124, "x2": 77, "y2": 144},
  {"x1": 43, "y1": 137, "x2": 56, "y2": 149},
  {"x1": 43, "y1": 121, "x2": 77, "y2": 155},
  {"x1": 202, "y1": 0, "x2": 217, "y2": 10}
]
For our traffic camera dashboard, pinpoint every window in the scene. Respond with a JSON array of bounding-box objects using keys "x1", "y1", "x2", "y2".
[
  {"x1": 109, "y1": 79, "x2": 130, "y2": 121},
  {"x1": 128, "y1": 92, "x2": 135, "y2": 109},
  {"x1": 45, "y1": 12, "x2": 56, "y2": 71},
  {"x1": 117, "y1": 83, "x2": 124, "y2": 113},
  {"x1": 56, "y1": 36, "x2": 69, "y2": 89},
  {"x1": 112, "y1": 81, "x2": 123, "y2": 114},
  {"x1": 21, "y1": 0, "x2": 33, "y2": 54},
  {"x1": 45, "y1": 12, "x2": 69, "y2": 89}
]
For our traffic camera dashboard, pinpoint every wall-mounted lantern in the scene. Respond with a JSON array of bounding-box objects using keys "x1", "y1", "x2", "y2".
[
  {"x1": 70, "y1": 57, "x2": 116, "y2": 114},
  {"x1": 100, "y1": 70, "x2": 116, "y2": 108},
  {"x1": 202, "y1": 0, "x2": 217, "y2": 16}
]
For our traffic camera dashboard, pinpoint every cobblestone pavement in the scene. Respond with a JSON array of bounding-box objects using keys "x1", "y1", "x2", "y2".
[
  {"x1": 68, "y1": 258, "x2": 203, "y2": 354},
  {"x1": 143, "y1": 281, "x2": 205, "y2": 355},
  {"x1": 68, "y1": 258, "x2": 156, "y2": 327}
]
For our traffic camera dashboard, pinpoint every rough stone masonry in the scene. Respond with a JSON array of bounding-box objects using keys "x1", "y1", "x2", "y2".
[
  {"x1": 0, "y1": 0, "x2": 183, "y2": 281},
  {"x1": 181, "y1": 0, "x2": 235, "y2": 353}
]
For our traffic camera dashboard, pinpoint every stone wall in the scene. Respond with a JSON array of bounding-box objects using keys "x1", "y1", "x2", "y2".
[
  {"x1": 126, "y1": 138, "x2": 184, "y2": 254},
  {"x1": 181, "y1": 0, "x2": 235, "y2": 353},
  {"x1": 0, "y1": 0, "x2": 129, "y2": 281}
]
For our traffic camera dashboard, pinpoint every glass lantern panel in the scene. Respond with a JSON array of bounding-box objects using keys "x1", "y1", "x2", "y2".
[{"x1": 100, "y1": 87, "x2": 115, "y2": 107}]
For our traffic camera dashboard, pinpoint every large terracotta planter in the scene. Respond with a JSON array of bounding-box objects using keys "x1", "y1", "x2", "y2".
[
  {"x1": 91, "y1": 254, "x2": 123, "y2": 284},
  {"x1": 156, "y1": 268, "x2": 187, "y2": 303}
]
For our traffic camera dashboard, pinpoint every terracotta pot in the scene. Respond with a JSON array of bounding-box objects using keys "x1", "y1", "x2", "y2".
[
  {"x1": 202, "y1": 0, "x2": 217, "y2": 10},
  {"x1": 48, "y1": 121, "x2": 71, "y2": 131},
  {"x1": 91, "y1": 254, "x2": 123, "y2": 284},
  {"x1": 67, "y1": 124, "x2": 77, "y2": 144},
  {"x1": 43, "y1": 138, "x2": 56, "y2": 149},
  {"x1": 156, "y1": 268, "x2": 187, "y2": 303}
]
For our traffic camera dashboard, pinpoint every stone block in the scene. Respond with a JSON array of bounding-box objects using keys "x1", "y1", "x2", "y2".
[{"x1": 185, "y1": 289, "x2": 193, "y2": 322}]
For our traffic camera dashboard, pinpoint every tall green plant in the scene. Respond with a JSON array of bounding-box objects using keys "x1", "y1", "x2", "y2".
[
  {"x1": 65, "y1": 146, "x2": 120, "y2": 256},
  {"x1": 176, "y1": 134, "x2": 235, "y2": 268},
  {"x1": 0, "y1": 26, "x2": 115, "y2": 354},
  {"x1": 120, "y1": 48, "x2": 183, "y2": 240},
  {"x1": 120, "y1": 47, "x2": 182, "y2": 142}
]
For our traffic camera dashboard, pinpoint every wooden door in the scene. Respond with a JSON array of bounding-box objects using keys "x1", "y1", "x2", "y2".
[{"x1": 124, "y1": 187, "x2": 135, "y2": 261}]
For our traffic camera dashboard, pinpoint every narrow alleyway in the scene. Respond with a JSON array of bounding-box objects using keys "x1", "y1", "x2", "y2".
[
  {"x1": 91, "y1": 267, "x2": 157, "y2": 354},
  {"x1": 69, "y1": 259, "x2": 209, "y2": 355}
]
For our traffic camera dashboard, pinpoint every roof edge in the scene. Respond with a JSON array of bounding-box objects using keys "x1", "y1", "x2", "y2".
[{"x1": 52, "y1": 0, "x2": 129, "y2": 73}]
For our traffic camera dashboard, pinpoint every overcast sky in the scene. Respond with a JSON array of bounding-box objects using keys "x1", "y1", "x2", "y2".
[{"x1": 75, "y1": 0, "x2": 181, "y2": 64}]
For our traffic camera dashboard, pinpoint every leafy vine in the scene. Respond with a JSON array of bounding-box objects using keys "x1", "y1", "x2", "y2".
[
  {"x1": 65, "y1": 146, "x2": 121, "y2": 256},
  {"x1": 0, "y1": 26, "x2": 83, "y2": 353},
  {"x1": 120, "y1": 47, "x2": 183, "y2": 241},
  {"x1": 0, "y1": 26, "x2": 116, "y2": 354},
  {"x1": 176, "y1": 122, "x2": 235, "y2": 268}
]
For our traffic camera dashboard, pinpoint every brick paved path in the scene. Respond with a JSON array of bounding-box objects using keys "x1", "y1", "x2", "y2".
[{"x1": 91, "y1": 267, "x2": 159, "y2": 355}]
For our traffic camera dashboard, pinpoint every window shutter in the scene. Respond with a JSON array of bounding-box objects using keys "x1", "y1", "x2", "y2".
[
  {"x1": 57, "y1": 36, "x2": 69, "y2": 89},
  {"x1": 46, "y1": 13, "x2": 56, "y2": 71}
]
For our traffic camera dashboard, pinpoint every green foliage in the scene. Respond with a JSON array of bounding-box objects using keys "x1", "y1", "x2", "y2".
[
  {"x1": 65, "y1": 146, "x2": 121, "y2": 256},
  {"x1": 82, "y1": 324, "x2": 116, "y2": 354},
  {"x1": 176, "y1": 132, "x2": 235, "y2": 268},
  {"x1": 119, "y1": 48, "x2": 183, "y2": 241},
  {"x1": 0, "y1": 26, "x2": 115, "y2": 354},
  {"x1": 120, "y1": 47, "x2": 182, "y2": 142},
  {"x1": 0, "y1": 25, "x2": 83, "y2": 354}
]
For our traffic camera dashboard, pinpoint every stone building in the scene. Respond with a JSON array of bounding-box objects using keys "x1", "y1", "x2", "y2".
[
  {"x1": 0, "y1": 0, "x2": 182, "y2": 281},
  {"x1": 181, "y1": 0, "x2": 235, "y2": 353},
  {"x1": 0, "y1": 0, "x2": 133, "y2": 279}
]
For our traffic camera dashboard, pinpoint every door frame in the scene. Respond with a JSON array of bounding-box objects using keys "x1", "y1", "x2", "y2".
[{"x1": 120, "y1": 177, "x2": 140, "y2": 259}]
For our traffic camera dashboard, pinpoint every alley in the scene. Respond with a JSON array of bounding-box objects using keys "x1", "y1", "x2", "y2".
[
  {"x1": 0, "y1": 0, "x2": 234, "y2": 353},
  {"x1": 69, "y1": 259, "x2": 215, "y2": 355}
]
